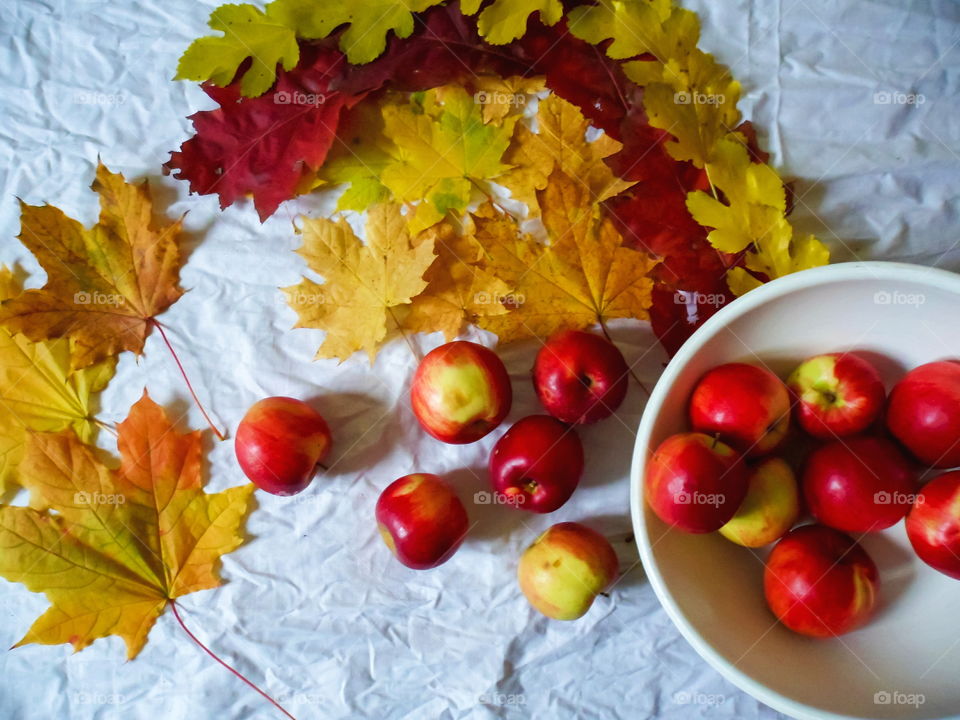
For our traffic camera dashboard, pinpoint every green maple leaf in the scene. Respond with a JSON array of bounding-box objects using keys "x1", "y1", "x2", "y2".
[
  {"x1": 269, "y1": 0, "x2": 447, "y2": 65},
  {"x1": 461, "y1": 0, "x2": 564, "y2": 45},
  {"x1": 175, "y1": 3, "x2": 300, "y2": 98}
]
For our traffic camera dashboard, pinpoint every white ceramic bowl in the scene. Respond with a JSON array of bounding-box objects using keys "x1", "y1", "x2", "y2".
[{"x1": 631, "y1": 262, "x2": 960, "y2": 720}]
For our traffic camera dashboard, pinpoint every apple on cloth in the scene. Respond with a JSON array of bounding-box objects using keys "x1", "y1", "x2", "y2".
[
  {"x1": 235, "y1": 396, "x2": 332, "y2": 496},
  {"x1": 489, "y1": 415, "x2": 584, "y2": 513},
  {"x1": 410, "y1": 340, "x2": 512, "y2": 444},
  {"x1": 517, "y1": 522, "x2": 619, "y2": 621}
]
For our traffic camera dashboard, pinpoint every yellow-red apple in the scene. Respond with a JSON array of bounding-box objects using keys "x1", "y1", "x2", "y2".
[
  {"x1": 719, "y1": 457, "x2": 800, "y2": 547},
  {"x1": 517, "y1": 522, "x2": 618, "y2": 620},
  {"x1": 411, "y1": 341, "x2": 511, "y2": 444}
]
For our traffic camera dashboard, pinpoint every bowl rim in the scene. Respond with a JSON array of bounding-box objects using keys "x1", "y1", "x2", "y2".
[{"x1": 630, "y1": 261, "x2": 960, "y2": 720}]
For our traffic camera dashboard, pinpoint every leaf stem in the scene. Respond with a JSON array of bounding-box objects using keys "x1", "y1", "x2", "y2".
[
  {"x1": 387, "y1": 307, "x2": 422, "y2": 363},
  {"x1": 599, "y1": 319, "x2": 650, "y2": 398},
  {"x1": 92, "y1": 417, "x2": 118, "y2": 438},
  {"x1": 150, "y1": 320, "x2": 226, "y2": 441},
  {"x1": 169, "y1": 600, "x2": 296, "y2": 720}
]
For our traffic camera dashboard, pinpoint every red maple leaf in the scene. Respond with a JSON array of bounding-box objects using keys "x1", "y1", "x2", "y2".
[{"x1": 166, "y1": 46, "x2": 362, "y2": 221}]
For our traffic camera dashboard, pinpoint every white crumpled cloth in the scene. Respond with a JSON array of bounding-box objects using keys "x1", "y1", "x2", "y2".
[{"x1": 0, "y1": 1, "x2": 958, "y2": 718}]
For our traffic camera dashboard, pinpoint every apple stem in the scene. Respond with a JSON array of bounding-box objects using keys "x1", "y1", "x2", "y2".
[
  {"x1": 169, "y1": 600, "x2": 297, "y2": 720},
  {"x1": 598, "y1": 320, "x2": 650, "y2": 398},
  {"x1": 316, "y1": 462, "x2": 330, "y2": 472},
  {"x1": 151, "y1": 320, "x2": 226, "y2": 441}
]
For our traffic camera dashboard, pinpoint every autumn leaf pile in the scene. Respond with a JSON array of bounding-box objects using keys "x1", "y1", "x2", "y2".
[{"x1": 169, "y1": 0, "x2": 830, "y2": 358}]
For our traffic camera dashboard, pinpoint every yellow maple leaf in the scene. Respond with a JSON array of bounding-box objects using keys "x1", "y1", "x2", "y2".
[
  {"x1": 0, "y1": 162, "x2": 185, "y2": 369},
  {"x1": 567, "y1": 0, "x2": 698, "y2": 64},
  {"x1": 686, "y1": 136, "x2": 787, "y2": 253},
  {"x1": 0, "y1": 267, "x2": 116, "y2": 497},
  {"x1": 687, "y1": 137, "x2": 829, "y2": 294},
  {"x1": 642, "y1": 50, "x2": 742, "y2": 168},
  {"x1": 379, "y1": 86, "x2": 519, "y2": 234},
  {"x1": 404, "y1": 221, "x2": 512, "y2": 341},
  {"x1": 727, "y1": 223, "x2": 831, "y2": 296},
  {"x1": 0, "y1": 392, "x2": 253, "y2": 660},
  {"x1": 461, "y1": 0, "x2": 564, "y2": 45},
  {"x1": 285, "y1": 203, "x2": 437, "y2": 362},
  {"x1": 475, "y1": 170, "x2": 656, "y2": 342},
  {"x1": 499, "y1": 93, "x2": 636, "y2": 216}
]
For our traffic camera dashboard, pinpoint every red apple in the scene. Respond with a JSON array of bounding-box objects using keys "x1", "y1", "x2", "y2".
[
  {"x1": 764, "y1": 524, "x2": 879, "y2": 637},
  {"x1": 802, "y1": 435, "x2": 917, "y2": 533},
  {"x1": 235, "y1": 397, "x2": 332, "y2": 496},
  {"x1": 689, "y1": 363, "x2": 791, "y2": 456},
  {"x1": 887, "y1": 361, "x2": 960, "y2": 468},
  {"x1": 906, "y1": 470, "x2": 960, "y2": 580},
  {"x1": 787, "y1": 352, "x2": 885, "y2": 439},
  {"x1": 644, "y1": 432, "x2": 747, "y2": 533},
  {"x1": 376, "y1": 473, "x2": 469, "y2": 570},
  {"x1": 532, "y1": 329, "x2": 629, "y2": 424},
  {"x1": 517, "y1": 522, "x2": 619, "y2": 620},
  {"x1": 489, "y1": 415, "x2": 584, "y2": 513},
  {"x1": 411, "y1": 341, "x2": 512, "y2": 444},
  {"x1": 719, "y1": 457, "x2": 800, "y2": 547}
]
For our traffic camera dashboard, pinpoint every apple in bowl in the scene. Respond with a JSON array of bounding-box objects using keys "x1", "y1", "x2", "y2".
[
  {"x1": 764, "y1": 524, "x2": 879, "y2": 637},
  {"x1": 887, "y1": 361, "x2": 960, "y2": 468},
  {"x1": 411, "y1": 341, "x2": 512, "y2": 444},
  {"x1": 802, "y1": 435, "x2": 917, "y2": 533},
  {"x1": 644, "y1": 432, "x2": 747, "y2": 533},
  {"x1": 906, "y1": 470, "x2": 960, "y2": 580},
  {"x1": 719, "y1": 457, "x2": 800, "y2": 547},
  {"x1": 689, "y1": 363, "x2": 791, "y2": 456},
  {"x1": 786, "y1": 352, "x2": 885, "y2": 438}
]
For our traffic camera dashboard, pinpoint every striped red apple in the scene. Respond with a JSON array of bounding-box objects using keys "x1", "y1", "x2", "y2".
[
  {"x1": 235, "y1": 397, "x2": 332, "y2": 496},
  {"x1": 376, "y1": 473, "x2": 469, "y2": 570},
  {"x1": 689, "y1": 362, "x2": 791, "y2": 456},
  {"x1": 764, "y1": 524, "x2": 879, "y2": 637}
]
